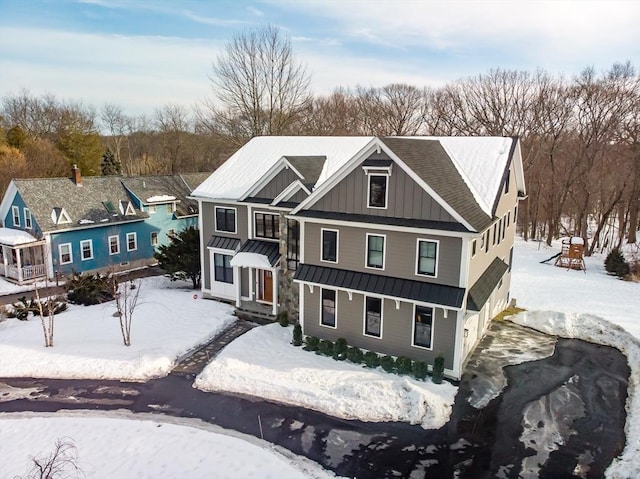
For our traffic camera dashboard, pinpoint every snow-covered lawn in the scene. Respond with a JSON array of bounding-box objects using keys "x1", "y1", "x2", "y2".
[
  {"x1": 509, "y1": 237, "x2": 640, "y2": 478},
  {"x1": 0, "y1": 411, "x2": 338, "y2": 479},
  {"x1": 195, "y1": 323, "x2": 457, "y2": 429},
  {"x1": 0, "y1": 276, "x2": 236, "y2": 380}
]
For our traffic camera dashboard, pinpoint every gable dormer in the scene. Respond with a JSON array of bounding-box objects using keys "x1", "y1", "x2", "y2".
[
  {"x1": 119, "y1": 200, "x2": 136, "y2": 216},
  {"x1": 51, "y1": 207, "x2": 71, "y2": 225}
]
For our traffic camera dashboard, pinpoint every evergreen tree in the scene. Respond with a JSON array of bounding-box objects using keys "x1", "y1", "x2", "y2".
[
  {"x1": 154, "y1": 227, "x2": 201, "y2": 288},
  {"x1": 100, "y1": 148, "x2": 122, "y2": 175}
]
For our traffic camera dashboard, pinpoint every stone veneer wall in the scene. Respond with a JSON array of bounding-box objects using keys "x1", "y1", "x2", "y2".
[{"x1": 279, "y1": 213, "x2": 299, "y2": 320}]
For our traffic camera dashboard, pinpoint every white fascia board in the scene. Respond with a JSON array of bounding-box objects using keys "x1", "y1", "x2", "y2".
[
  {"x1": 0, "y1": 180, "x2": 18, "y2": 223},
  {"x1": 513, "y1": 139, "x2": 526, "y2": 196},
  {"x1": 290, "y1": 215, "x2": 476, "y2": 239},
  {"x1": 240, "y1": 156, "x2": 304, "y2": 201},
  {"x1": 272, "y1": 179, "x2": 310, "y2": 205},
  {"x1": 377, "y1": 142, "x2": 476, "y2": 232},
  {"x1": 197, "y1": 198, "x2": 205, "y2": 294},
  {"x1": 293, "y1": 278, "x2": 464, "y2": 312},
  {"x1": 290, "y1": 138, "x2": 379, "y2": 215}
]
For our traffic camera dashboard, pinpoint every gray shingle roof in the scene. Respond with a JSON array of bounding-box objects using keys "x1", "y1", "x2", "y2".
[
  {"x1": 14, "y1": 176, "x2": 148, "y2": 233},
  {"x1": 285, "y1": 156, "x2": 325, "y2": 188},
  {"x1": 467, "y1": 257, "x2": 509, "y2": 311},
  {"x1": 294, "y1": 263, "x2": 465, "y2": 308},
  {"x1": 380, "y1": 137, "x2": 493, "y2": 232},
  {"x1": 121, "y1": 174, "x2": 205, "y2": 217}
]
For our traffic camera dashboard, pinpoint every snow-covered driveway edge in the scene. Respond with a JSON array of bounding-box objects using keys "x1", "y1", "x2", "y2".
[
  {"x1": 508, "y1": 310, "x2": 640, "y2": 479},
  {"x1": 194, "y1": 323, "x2": 457, "y2": 430}
]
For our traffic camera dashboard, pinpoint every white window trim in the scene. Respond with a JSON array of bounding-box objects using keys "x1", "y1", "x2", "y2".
[
  {"x1": 126, "y1": 232, "x2": 137, "y2": 251},
  {"x1": 214, "y1": 206, "x2": 237, "y2": 234},
  {"x1": 366, "y1": 173, "x2": 389, "y2": 210},
  {"x1": 365, "y1": 233, "x2": 386, "y2": 270},
  {"x1": 411, "y1": 304, "x2": 434, "y2": 351},
  {"x1": 124, "y1": 202, "x2": 136, "y2": 216},
  {"x1": 23, "y1": 208, "x2": 32, "y2": 229},
  {"x1": 108, "y1": 235, "x2": 120, "y2": 255},
  {"x1": 148, "y1": 204, "x2": 157, "y2": 214},
  {"x1": 150, "y1": 231, "x2": 158, "y2": 246},
  {"x1": 319, "y1": 287, "x2": 337, "y2": 329},
  {"x1": 363, "y1": 296, "x2": 383, "y2": 339},
  {"x1": 12, "y1": 206, "x2": 20, "y2": 226},
  {"x1": 415, "y1": 238, "x2": 439, "y2": 278},
  {"x1": 166, "y1": 203, "x2": 176, "y2": 214},
  {"x1": 80, "y1": 239, "x2": 93, "y2": 260},
  {"x1": 320, "y1": 228, "x2": 339, "y2": 264},
  {"x1": 58, "y1": 243, "x2": 73, "y2": 265},
  {"x1": 212, "y1": 250, "x2": 235, "y2": 285}
]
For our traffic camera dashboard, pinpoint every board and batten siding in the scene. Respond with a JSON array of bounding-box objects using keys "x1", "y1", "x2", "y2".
[
  {"x1": 304, "y1": 222, "x2": 461, "y2": 287},
  {"x1": 312, "y1": 159, "x2": 457, "y2": 223},
  {"x1": 254, "y1": 167, "x2": 299, "y2": 200},
  {"x1": 302, "y1": 287, "x2": 456, "y2": 370}
]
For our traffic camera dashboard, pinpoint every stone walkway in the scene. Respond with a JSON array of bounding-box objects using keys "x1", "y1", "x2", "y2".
[{"x1": 171, "y1": 319, "x2": 257, "y2": 377}]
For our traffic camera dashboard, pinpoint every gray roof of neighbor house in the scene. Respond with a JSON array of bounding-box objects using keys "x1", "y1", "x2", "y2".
[
  {"x1": 467, "y1": 258, "x2": 510, "y2": 311},
  {"x1": 380, "y1": 137, "x2": 494, "y2": 232},
  {"x1": 121, "y1": 173, "x2": 209, "y2": 218},
  {"x1": 13, "y1": 176, "x2": 148, "y2": 233}
]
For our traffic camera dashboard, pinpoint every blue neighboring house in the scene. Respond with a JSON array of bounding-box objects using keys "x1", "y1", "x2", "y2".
[{"x1": 0, "y1": 166, "x2": 208, "y2": 284}]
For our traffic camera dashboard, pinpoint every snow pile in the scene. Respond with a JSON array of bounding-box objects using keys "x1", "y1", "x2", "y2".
[
  {"x1": 509, "y1": 310, "x2": 640, "y2": 479},
  {"x1": 195, "y1": 324, "x2": 457, "y2": 429},
  {"x1": 146, "y1": 195, "x2": 176, "y2": 202},
  {"x1": 0, "y1": 412, "x2": 338, "y2": 479},
  {"x1": 0, "y1": 276, "x2": 236, "y2": 380}
]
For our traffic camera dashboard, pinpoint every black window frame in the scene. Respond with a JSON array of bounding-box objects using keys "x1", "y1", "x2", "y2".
[
  {"x1": 364, "y1": 296, "x2": 382, "y2": 338},
  {"x1": 413, "y1": 305, "x2": 433, "y2": 349},
  {"x1": 368, "y1": 174, "x2": 388, "y2": 208},
  {"x1": 286, "y1": 219, "x2": 299, "y2": 270},
  {"x1": 321, "y1": 229, "x2": 338, "y2": 263},
  {"x1": 321, "y1": 288, "x2": 336, "y2": 328},
  {"x1": 416, "y1": 239, "x2": 438, "y2": 277},
  {"x1": 213, "y1": 253, "x2": 233, "y2": 284},
  {"x1": 215, "y1": 207, "x2": 237, "y2": 233},
  {"x1": 366, "y1": 234, "x2": 385, "y2": 269},
  {"x1": 254, "y1": 212, "x2": 279, "y2": 240}
]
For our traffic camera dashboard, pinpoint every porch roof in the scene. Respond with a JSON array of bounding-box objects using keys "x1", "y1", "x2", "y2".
[
  {"x1": 0, "y1": 228, "x2": 43, "y2": 246},
  {"x1": 467, "y1": 258, "x2": 509, "y2": 311},
  {"x1": 230, "y1": 240, "x2": 280, "y2": 268}
]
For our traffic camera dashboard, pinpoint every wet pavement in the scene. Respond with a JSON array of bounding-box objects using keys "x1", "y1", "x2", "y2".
[{"x1": 0, "y1": 321, "x2": 630, "y2": 478}]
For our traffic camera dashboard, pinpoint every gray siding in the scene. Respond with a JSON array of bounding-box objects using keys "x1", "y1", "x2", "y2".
[
  {"x1": 313, "y1": 158, "x2": 456, "y2": 223},
  {"x1": 255, "y1": 168, "x2": 299, "y2": 200},
  {"x1": 304, "y1": 222, "x2": 461, "y2": 287},
  {"x1": 289, "y1": 189, "x2": 308, "y2": 204},
  {"x1": 302, "y1": 287, "x2": 456, "y2": 370}
]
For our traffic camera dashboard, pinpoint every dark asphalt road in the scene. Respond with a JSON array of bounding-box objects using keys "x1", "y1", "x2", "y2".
[{"x1": 0, "y1": 323, "x2": 630, "y2": 478}]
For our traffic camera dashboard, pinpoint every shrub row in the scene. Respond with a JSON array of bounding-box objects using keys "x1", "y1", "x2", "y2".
[{"x1": 296, "y1": 331, "x2": 444, "y2": 382}]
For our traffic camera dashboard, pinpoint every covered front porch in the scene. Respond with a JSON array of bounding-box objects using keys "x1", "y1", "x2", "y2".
[{"x1": 0, "y1": 228, "x2": 47, "y2": 284}]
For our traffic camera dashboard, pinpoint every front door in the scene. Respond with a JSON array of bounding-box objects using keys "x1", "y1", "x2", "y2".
[{"x1": 258, "y1": 269, "x2": 273, "y2": 302}]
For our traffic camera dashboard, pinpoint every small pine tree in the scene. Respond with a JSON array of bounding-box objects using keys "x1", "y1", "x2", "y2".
[
  {"x1": 604, "y1": 248, "x2": 630, "y2": 278},
  {"x1": 154, "y1": 227, "x2": 201, "y2": 288},
  {"x1": 292, "y1": 323, "x2": 303, "y2": 346},
  {"x1": 100, "y1": 148, "x2": 122, "y2": 176},
  {"x1": 432, "y1": 353, "x2": 445, "y2": 384}
]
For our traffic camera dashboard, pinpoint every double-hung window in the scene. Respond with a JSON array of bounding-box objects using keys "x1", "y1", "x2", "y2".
[
  {"x1": 126, "y1": 232, "x2": 137, "y2": 251},
  {"x1": 413, "y1": 306, "x2": 433, "y2": 349},
  {"x1": 364, "y1": 297, "x2": 382, "y2": 338},
  {"x1": 109, "y1": 235, "x2": 120, "y2": 255},
  {"x1": 366, "y1": 234, "x2": 385, "y2": 269},
  {"x1": 321, "y1": 288, "x2": 336, "y2": 328},
  {"x1": 416, "y1": 239, "x2": 438, "y2": 277},
  {"x1": 321, "y1": 229, "x2": 338, "y2": 262},
  {"x1": 214, "y1": 253, "x2": 233, "y2": 284},
  {"x1": 80, "y1": 240, "x2": 93, "y2": 260},
  {"x1": 150, "y1": 232, "x2": 158, "y2": 246},
  {"x1": 215, "y1": 207, "x2": 236, "y2": 233},
  {"x1": 254, "y1": 212, "x2": 279, "y2": 240},
  {"x1": 58, "y1": 243, "x2": 72, "y2": 265},
  {"x1": 368, "y1": 175, "x2": 388, "y2": 208},
  {"x1": 24, "y1": 208, "x2": 32, "y2": 229},
  {"x1": 12, "y1": 206, "x2": 20, "y2": 226}
]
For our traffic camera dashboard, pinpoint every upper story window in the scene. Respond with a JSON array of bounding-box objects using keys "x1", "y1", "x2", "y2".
[
  {"x1": 472, "y1": 239, "x2": 477, "y2": 257},
  {"x1": 148, "y1": 205, "x2": 157, "y2": 214},
  {"x1": 368, "y1": 175, "x2": 388, "y2": 208},
  {"x1": 215, "y1": 207, "x2": 237, "y2": 233},
  {"x1": 366, "y1": 233, "x2": 385, "y2": 269},
  {"x1": 504, "y1": 169, "x2": 510, "y2": 195},
  {"x1": 416, "y1": 239, "x2": 438, "y2": 277},
  {"x1": 254, "y1": 212, "x2": 279, "y2": 240},
  {"x1": 12, "y1": 206, "x2": 20, "y2": 226},
  {"x1": 321, "y1": 229, "x2": 338, "y2": 263},
  {"x1": 166, "y1": 203, "x2": 176, "y2": 214},
  {"x1": 24, "y1": 208, "x2": 32, "y2": 229},
  {"x1": 286, "y1": 219, "x2": 299, "y2": 271}
]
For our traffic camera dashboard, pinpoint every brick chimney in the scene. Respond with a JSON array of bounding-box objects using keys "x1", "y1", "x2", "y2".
[{"x1": 71, "y1": 164, "x2": 82, "y2": 186}]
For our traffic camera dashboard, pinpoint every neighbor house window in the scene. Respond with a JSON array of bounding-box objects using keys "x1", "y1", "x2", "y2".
[
  {"x1": 492, "y1": 223, "x2": 497, "y2": 246},
  {"x1": 417, "y1": 239, "x2": 438, "y2": 277},
  {"x1": 321, "y1": 229, "x2": 338, "y2": 263},
  {"x1": 12, "y1": 206, "x2": 20, "y2": 226},
  {"x1": 472, "y1": 239, "x2": 477, "y2": 257},
  {"x1": 24, "y1": 208, "x2": 32, "y2": 229},
  {"x1": 254, "y1": 212, "x2": 279, "y2": 240},
  {"x1": 58, "y1": 243, "x2": 72, "y2": 265},
  {"x1": 413, "y1": 306, "x2": 433, "y2": 349},
  {"x1": 167, "y1": 229, "x2": 176, "y2": 242},
  {"x1": 150, "y1": 232, "x2": 158, "y2": 246},
  {"x1": 504, "y1": 169, "x2": 510, "y2": 195},
  {"x1": 321, "y1": 288, "x2": 336, "y2": 328},
  {"x1": 148, "y1": 204, "x2": 157, "y2": 214},
  {"x1": 166, "y1": 203, "x2": 175, "y2": 214},
  {"x1": 368, "y1": 175, "x2": 388, "y2": 208},
  {"x1": 364, "y1": 297, "x2": 382, "y2": 338},
  {"x1": 485, "y1": 230, "x2": 490, "y2": 253},
  {"x1": 286, "y1": 219, "x2": 299, "y2": 270},
  {"x1": 214, "y1": 253, "x2": 233, "y2": 283},
  {"x1": 109, "y1": 235, "x2": 120, "y2": 255},
  {"x1": 126, "y1": 232, "x2": 137, "y2": 251},
  {"x1": 215, "y1": 207, "x2": 236, "y2": 233},
  {"x1": 80, "y1": 240, "x2": 93, "y2": 260},
  {"x1": 366, "y1": 234, "x2": 385, "y2": 269}
]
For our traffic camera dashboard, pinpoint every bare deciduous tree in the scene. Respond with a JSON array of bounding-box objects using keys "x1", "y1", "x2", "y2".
[
  {"x1": 114, "y1": 279, "x2": 142, "y2": 346},
  {"x1": 24, "y1": 437, "x2": 83, "y2": 479}
]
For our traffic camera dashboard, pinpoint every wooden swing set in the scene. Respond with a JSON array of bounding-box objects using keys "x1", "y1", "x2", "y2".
[{"x1": 554, "y1": 237, "x2": 586, "y2": 272}]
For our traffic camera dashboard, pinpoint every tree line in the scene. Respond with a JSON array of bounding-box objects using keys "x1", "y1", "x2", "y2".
[{"x1": 0, "y1": 25, "x2": 637, "y2": 252}]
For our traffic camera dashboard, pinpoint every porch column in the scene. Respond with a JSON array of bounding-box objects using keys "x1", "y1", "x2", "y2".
[
  {"x1": 16, "y1": 248, "x2": 23, "y2": 283},
  {"x1": 249, "y1": 268, "x2": 254, "y2": 300},
  {"x1": 271, "y1": 267, "x2": 278, "y2": 316},
  {"x1": 234, "y1": 266, "x2": 241, "y2": 307}
]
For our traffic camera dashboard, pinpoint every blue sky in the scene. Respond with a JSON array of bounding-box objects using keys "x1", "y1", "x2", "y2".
[{"x1": 1, "y1": 0, "x2": 638, "y2": 117}]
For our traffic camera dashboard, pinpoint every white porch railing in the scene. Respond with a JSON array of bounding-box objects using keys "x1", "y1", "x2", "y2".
[{"x1": 4, "y1": 264, "x2": 47, "y2": 283}]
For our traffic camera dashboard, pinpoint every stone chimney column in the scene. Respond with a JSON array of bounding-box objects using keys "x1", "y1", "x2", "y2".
[{"x1": 72, "y1": 164, "x2": 82, "y2": 185}]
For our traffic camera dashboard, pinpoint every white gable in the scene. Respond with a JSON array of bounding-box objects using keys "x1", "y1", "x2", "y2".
[{"x1": 191, "y1": 136, "x2": 375, "y2": 200}]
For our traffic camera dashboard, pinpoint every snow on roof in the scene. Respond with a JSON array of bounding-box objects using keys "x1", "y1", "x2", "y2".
[
  {"x1": 191, "y1": 136, "x2": 375, "y2": 200},
  {"x1": 230, "y1": 252, "x2": 273, "y2": 269},
  {"x1": 0, "y1": 227, "x2": 39, "y2": 246},
  {"x1": 146, "y1": 195, "x2": 176, "y2": 203}
]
